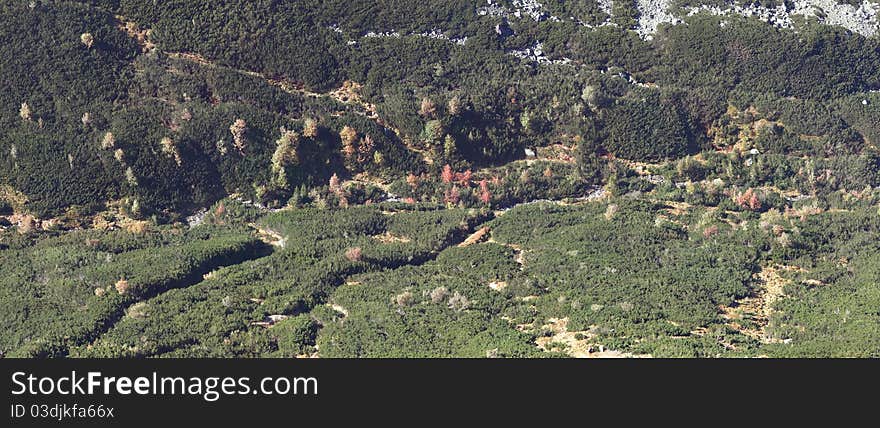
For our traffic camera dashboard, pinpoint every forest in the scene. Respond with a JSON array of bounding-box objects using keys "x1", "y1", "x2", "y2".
[{"x1": 1, "y1": 0, "x2": 878, "y2": 358}]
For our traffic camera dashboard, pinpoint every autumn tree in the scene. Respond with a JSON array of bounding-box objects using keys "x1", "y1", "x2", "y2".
[
  {"x1": 124, "y1": 167, "x2": 138, "y2": 186},
  {"x1": 419, "y1": 97, "x2": 437, "y2": 118},
  {"x1": 447, "y1": 291, "x2": 470, "y2": 312},
  {"x1": 736, "y1": 188, "x2": 762, "y2": 211},
  {"x1": 441, "y1": 164, "x2": 454, "y2": 184},
  {"x1": 114, "y1": 278, "x2": 130, "y2": 295},
  {"x1": 456, "y1": 169, "x2": 472, "y2": 187},
  {"x1": 101, "y1": 132, "x2": 115, "y2": 149},
  {"x1": 80, "y1": 32, "x2": 95, "y2": 48},
  {"x1": 271, "y1": 129, "x2": 301, "y2": 189},
  {"x1": 447, "y1": 96, "x2": 462, "y2": 116},
  {"x1": 160, "y1": 137, "x2": 182, "y2": 166},
  {"x1": 229, "y1": 119, "x2": 248, "y2": 154},
  {"x1": 344, "y1": 247, "x2": 362, "y2": 262},
  {"x1": 430, "y1": 287, "x2": 450, "y2": 303},
  {"x1": 406, "y1": 173, "x2": 419, "y2": 189},
  {"x1": 340, "y1": 125, "x2": 358, "y2": 170},
  {"x1": 329, "y1": 173, "x2": 341, "y2": 194},
  {"x1": 19, "y1": 102, "x2": 31, "y2": 121},
  {"x1": 479, "y1": 179, "x2": 491, "y2": 205},
  {"x1": 303, "y1": 118, "x2": 319, "y2": 138},
  {"x1": 444, "y1": 185, "x2": 460, "y2": 207}
]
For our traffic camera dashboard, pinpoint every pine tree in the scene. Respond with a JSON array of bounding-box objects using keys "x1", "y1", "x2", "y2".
[
  {"x1": 124, "y1": 167, "x2": 138, "y2": 186},
  {"x1": 443, "y1": 134, "x2": 457, "y2": 159},
  {"x1": 358, "y1": 135, "x2": 375, "y2": 164},
  {"x1": 577, "y1": 130, "x2": 604, "y2": 183}
]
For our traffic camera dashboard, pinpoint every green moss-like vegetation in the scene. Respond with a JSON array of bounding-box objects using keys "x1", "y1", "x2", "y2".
[{"x1": 2, "y1": 1, "x2": 880, "y2": 358}]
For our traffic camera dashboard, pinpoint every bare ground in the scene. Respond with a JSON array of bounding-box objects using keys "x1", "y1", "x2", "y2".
[
  {"x1": 531, "y1": 317, "x2": 651, "y2": 358},
  {"x1": 720, "y1": 264, "x2": 802, "y2": 344}
]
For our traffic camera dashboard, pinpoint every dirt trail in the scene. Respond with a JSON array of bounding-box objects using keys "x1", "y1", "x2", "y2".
[
  {"x1": 114, "y1": 13, "x2": 397, "y2": 136},
  {"x1": 458, "y1": 226, "x2": 490, "y2": 247},
  {"x1": 720, "y1": 264, "x2": 801, "y2": 344}
]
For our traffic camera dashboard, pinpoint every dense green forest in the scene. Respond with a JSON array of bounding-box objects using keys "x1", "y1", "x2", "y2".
[{"x1": 1, "y1": 0, "x2": 879, "y2": 357}]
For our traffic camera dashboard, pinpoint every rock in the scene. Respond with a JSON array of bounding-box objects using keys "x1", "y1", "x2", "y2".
[
  {"x1": 267, "y1": 315, "x2": 289, "y2": 324},
  {"x1": 458, "y1": 226, "x2": 490, "y2": 247}
]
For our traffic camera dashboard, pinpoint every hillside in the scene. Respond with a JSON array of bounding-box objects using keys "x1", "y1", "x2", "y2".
[{"x1": 1, "y1": 0, "x2": 879, "y2": 358}]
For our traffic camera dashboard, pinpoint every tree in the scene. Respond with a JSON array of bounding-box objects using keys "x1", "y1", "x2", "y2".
[
  {"x1": 448, "y1": 96, "x2": 462, "y2": 116},
  {"x1": 340, "y1": 126, "x2": 358, "y2": 170},
  {"x1": 441, "y1": 164, "x2": 454, "y2": 184},
  {"x1": 479, "y1": 179, "x2": 491, "y2": 205},
  {"x1": 419, "y1": 98, "x2": 437, "y2": 118},
  {"x1": 101, "y1": 132, "x2": 115, "y2": 150},
  {"x1": 160, "y1": 137, "x2": 182, "y2": 166},
  {"x1": 344, "y1": 247, "x2": 362, "y2": 262},
  {"x1": 303, "y1": 118, "x2": 319, "y2": 138},
  {"x1": 271, "y1": 130, "x2": 301, "y2": 189},
  {"x1": 358, "y1": 135, "x2": 375, "y2": 164},
  {"x1": 444, "y1": 185, "x2": 460, "y2": 206},
  {"x1": 577, "y1": 132, "x2": 604, "y2": 183},
  {"x1": 736, "y1": 188, "x2": 762, "y2": 211},
  {"x1": 80, "y1": 33, "x2": 95, "y2": 48},
  {"x1": 443, "y1": 134, "x2": 457, "y2": 159},
  {"x1": 19, "y1": 102, "x2": 31, "y2": 121},
  {"x1": 229, "y1": 119, "x2": 248, "y2": 154},
  {"x1": 423, "y1": 120, "x2": 444, "y2": 143},
  {"x1": 581, "y1": 85, "x2": 606, "y2": 111},
  {"x1": 329, "y1": 173, "x2": 341, "y2": 194}
]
